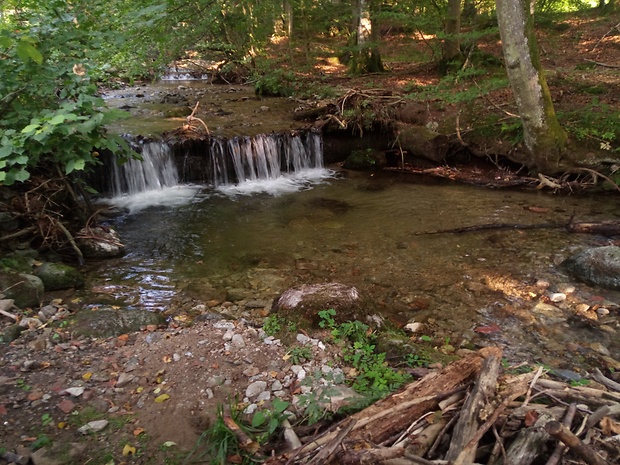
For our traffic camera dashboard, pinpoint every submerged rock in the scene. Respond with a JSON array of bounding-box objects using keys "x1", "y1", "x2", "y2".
[
  {"x1": 35, "y1": 262, "x2": 84, "y2": 291},
  {"x1": 0, "y1": 270, "x2": 44, "y2": 308},
  {"x1": 561, "y1": 246, "x2": 620, "y2": 290},
  {"x1": 72, "y1": 307, "x2": 165, "y2": 337},
  {"x1": 271, "y1": 283, "x2": 370, "y2": 326}
]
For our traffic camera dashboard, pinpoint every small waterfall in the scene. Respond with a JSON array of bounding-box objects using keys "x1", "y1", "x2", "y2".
[
  {"x1": 109, "y1": 142, "x2": 179, "y2": 196},
  {"x1": 178, "y1": 130, "x2": 325, "y2": 187},
  {"x1": 97, "y1": 130, "x2": 328, "y2": 209}
]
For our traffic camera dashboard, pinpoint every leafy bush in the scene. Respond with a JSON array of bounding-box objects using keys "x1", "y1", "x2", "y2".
[{"x1": 0, "y1": 5, "x2": 131, "y2": 185}]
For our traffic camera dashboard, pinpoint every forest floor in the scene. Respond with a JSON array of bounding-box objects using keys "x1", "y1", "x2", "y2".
[{"x1": 1, "y1": 8, "x2": 620, "y2": 465}]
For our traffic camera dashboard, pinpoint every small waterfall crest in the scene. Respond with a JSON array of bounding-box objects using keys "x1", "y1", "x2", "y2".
[{"x1": 102, "y1": 130, "x2": 331, "y2": 211}]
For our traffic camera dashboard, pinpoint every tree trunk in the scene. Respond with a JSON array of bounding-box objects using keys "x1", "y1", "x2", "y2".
[
  {"x1": 495, "y1": 0, "x2": 569, "y2": 174},
  {"x1": 283, "y1": 0, "x2": 293, "y2": 37},
  {"x1": 350, "y1": 0, "x2": 384, "y2": 73},
  {"x1": 442, "y1": 0, "x2": 463, "y2": 71}
]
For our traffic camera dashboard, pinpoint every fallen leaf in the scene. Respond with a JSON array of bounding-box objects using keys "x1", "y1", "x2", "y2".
[
  {"x1": 133, "y1": 428, "x2": 145, "y2": 436},
  {"x1": 57, "y1": 422, "x2": 66, "y2": 429},
  {"x1": 601, "y1": 416, "x2": 620, "y2": 435},
  {"x1": 82, "y1": 372, "x2": 93, "y2": 381},
  {"x1": 117, "y1": 334, "x2": 129, "y2": 341},
  {"x1": 282, "y1": 353, "x2": 291, "y2": 361},
  {"x1": 474, "y1": 323, "x2": 502, "y2": 334},
  {"x1": 228, "y1": 454, "x2": 243, "y2": 464},
  {"x1": 162, "y1": 441, "x2": 177, "y2": 448},
  {"x1": 154, "y1": 394, "x2": 170, "y2": 403},
  {"x1": 135, "y1": 387, "x2": 144, "y2": 394},
  {"x1": 524, "y1": 410, "x2": 538, "y2": 426},
  {"x1": 163, "y1": 355, "x2": 172, "y2": 363},
  {"x1": 122, "y1": 444, "x2": 136, "y2": 456},
  {"x1": 211, "y1": 363, "x2": 219, "y2": 369}
]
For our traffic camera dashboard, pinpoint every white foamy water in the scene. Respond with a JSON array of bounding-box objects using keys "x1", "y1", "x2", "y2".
[
  {"x1": 215, "y1": 168, "x2": 336, "y2": 197},
  {"x1": 107, "y1": 185, "x2": 202, "y2": 214}
]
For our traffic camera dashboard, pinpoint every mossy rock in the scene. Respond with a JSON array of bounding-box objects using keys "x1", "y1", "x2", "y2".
[
  {"x1": 0, "y1": 270, "x2": 44, "y2": 308},
  {"x1": 35, "y1": 262, "x2": 85, "y2": 291},
  {"x1": 72, "y1": 307, "x2": 165, "y2": 337}
]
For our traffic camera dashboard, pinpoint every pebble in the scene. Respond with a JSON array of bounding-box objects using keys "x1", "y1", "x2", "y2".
[
  {"x1": 116, "y1": 373, "x2": 134, "y2": 388},
  {"x1": 244, "y1": 404, "x2": 258, "y2": 415},
  {"x1": 256, "y1": 391, "x2": 271, "y2": 402},
  {"x1": 549, "y1": 293, "x2": 566, "y2": 303},
  {"x1": 213, "y1": 321, "x2": 235, "y2": 330},
  {"x1": 243, "y1": 366, "x2": 260, "y2": 377},
  {"x1": 78, "y1": 419, "x2": 108, "y2": 434},
  {"x1": 223, "y1": 329, "x2": 234, "y2": 341},
  {"x1": 271, "y1": 380, "x2": 283, "y2": 391},
  {"x1": 596, "y1": 307, "x2": 610, "y2": 317},
  {"x1": 231, "y1": 334, "x2": 245, "y2": 348},
  {"x1": 296, "y1": 334, "x2": 311, "y2": 345},
  {"x1": 246, "y1": 381, "x2": 267, "y2": 398}
]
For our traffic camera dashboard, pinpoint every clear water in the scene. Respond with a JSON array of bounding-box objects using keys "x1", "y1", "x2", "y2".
[{"x1": 91, "y1": 170, "x2": 620, "y2": 368}]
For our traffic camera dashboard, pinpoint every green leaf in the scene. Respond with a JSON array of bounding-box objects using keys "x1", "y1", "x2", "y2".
[
  {"x1": 273, "y1": 398, "x2": 290, "y2": 414},
  {"x1": 0, "y1": 36, "x2": 12, "y2": 48},
  {"x1": 49, "y1": 114, "x2": 68, "y2": 125},
  {"x1": 16, "y1": 41, "x2": 43, "y2": 65},
  {"x1": 21, "y1": 123, "x2": 40, "y2": 134},
  {"x1": 252, "y1": 411, "x2": 267, "y2": 428}
]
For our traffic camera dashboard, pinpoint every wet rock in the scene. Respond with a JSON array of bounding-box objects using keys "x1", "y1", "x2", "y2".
[
  {"x1": 72, "y1": 307, "x2": 165, "y2": 337},
  {"x1": 34, "y1": 262, "x2": 84, "y2": 291},
  {"x1": 76, "y1": 226, "x2": 125, "y2": 258},
  {"x1": 0, "y1": 271, "x2": 44, "y2": 308},
  {"x1": 271, "y1": 283, "x2": 368, "y2": 326},
  {"x1": 562, "y1": 246, "x2": 620, "y2": 290}
]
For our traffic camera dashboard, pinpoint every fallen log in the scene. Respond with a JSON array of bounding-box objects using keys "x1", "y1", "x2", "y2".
[{"x1": 415, "y1": 220, "x2": 620, "y2": 236}]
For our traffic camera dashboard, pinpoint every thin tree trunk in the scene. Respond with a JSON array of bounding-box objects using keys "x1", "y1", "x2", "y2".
[
  {"x1": 442, "y1": 0, "x2": 463, "y2": 69},
  {"x1": 496, "y1": 0, "x2": 569, "y2": 174}
]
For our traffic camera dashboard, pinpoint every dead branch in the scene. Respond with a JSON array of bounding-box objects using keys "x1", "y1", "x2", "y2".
[
  {"x1": 545, "y1": 403, "x2": 577, "y2": 465},
  {"x1": 584, "y1": 59, "x2": 620, "y2": 69},
  {"x1": 591, "y1": 22, "x2": 620, "y2": 51},
  {"x1": 545, "y1": 421, "x2": 610, "y2": 465},
  {"x1": 592, "y1": 368, "x2": 620, "y2": 393}
]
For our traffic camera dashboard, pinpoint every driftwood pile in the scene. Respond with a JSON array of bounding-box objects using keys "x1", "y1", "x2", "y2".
[{"x1": 266, "y1": 347, "x2": 620, "y2": 465}]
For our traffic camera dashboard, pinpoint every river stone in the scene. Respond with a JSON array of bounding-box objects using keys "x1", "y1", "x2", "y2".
[
  {"x1": 76, "y1": 226, "x2": 125, "y2": 258},
  {"x1": 72, "y1": 307, "x2": 165, "y2": 337},
  {"x1": 35, "y1": 262, "x2": 84, "y2": 291},
  {"x1": 0, "y1": 270, "x2": 44, "y2": 308},
  {"x1": 561, "y1": 246, "x2": 620, "y2": 290},
  {"x1": 271, "y1": 283, "x2": 369, "y2": 327}
]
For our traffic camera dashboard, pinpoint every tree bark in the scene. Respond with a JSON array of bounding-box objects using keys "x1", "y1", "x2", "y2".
[
  {"x1": 350, "y1": 0, "x2": 384, "y2": 73},
  {"x1": 495, "y1": 0, "x2": 569, "y2": 174},
  {"x1": 442, "y1": 0, "x2": 463, "y2": 69}
]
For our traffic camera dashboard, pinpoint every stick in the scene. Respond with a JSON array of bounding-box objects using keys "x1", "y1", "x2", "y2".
[
  {"x1": 0, "y1": 308, "x2": 17, "y2": 320},
  {"x1": 592, "y1": 368, "x2": 620, "y2": 393},
  {"x1": 307, "y1": 418, "x2": 356, "y2": 465},
  {"x1": 545, "y1": 421, "x2": 609, "y2": 465},
  {"x1": 545, "y1": 403, "x2": 577, "y2": 465}
]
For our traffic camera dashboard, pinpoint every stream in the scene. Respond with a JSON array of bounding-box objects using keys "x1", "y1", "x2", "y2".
[{"x1": 91, "y1": 82, "x2": 620, "y2": 372}]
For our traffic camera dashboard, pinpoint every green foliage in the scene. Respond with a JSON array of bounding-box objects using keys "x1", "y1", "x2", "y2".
[
  {"x1": 188, "y1": 407, "x2": 246, "y2": 465},
  {"x1": 253, "y1": 69, "x2": 297, "y2": 97},
  {"x1": 0, "y1": 3, "x2": 132, "y2": 185},
  {"x1": 559, "y1": 99, "x2": 620, "y2": 152},
  {"x1": 263, "y1": 314, "x2": 284, "y2": 336},
  {"x1": 249, "y1": 398, "x2": 291, "y2": 443},
  {"x1": 318, "y1": 309, "x2": 409, "y2": 398},
  {"x1": 288, "y1": 346, "x2": 313, "y2": 364}
]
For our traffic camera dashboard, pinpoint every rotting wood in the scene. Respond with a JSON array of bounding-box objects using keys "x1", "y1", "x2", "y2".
[
  {"x1": 592, "y1": 368, "x2": 620, "y2": 393},
  {"x1": 504, "y1": 412, "x2": 553, "y2": 465},
  {"x1": 445, "y1": 347, "x2": 502, "y2": 464}
]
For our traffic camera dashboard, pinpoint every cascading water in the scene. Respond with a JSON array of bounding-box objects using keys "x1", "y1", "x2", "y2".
[
  {"x1": 102, "y1": 130, "x2": 332, "y2": 211},
  {"x1": 109, "y1": 142, "x2": 179, "y2": 197}
]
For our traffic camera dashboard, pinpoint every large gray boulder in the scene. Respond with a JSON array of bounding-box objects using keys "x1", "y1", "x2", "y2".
[
  {"x1": 271, "y1": 283, "x2": 372, "y2": 326},
  {"x1": 35, "y1": 262, "x2": 84, "y2": 291},
  {"x1": 0, "y1": 270, "x2": 44, "y2": 308},
  {"x1": 562, "y1": 246, "x2": 620, "y2": 290}
]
